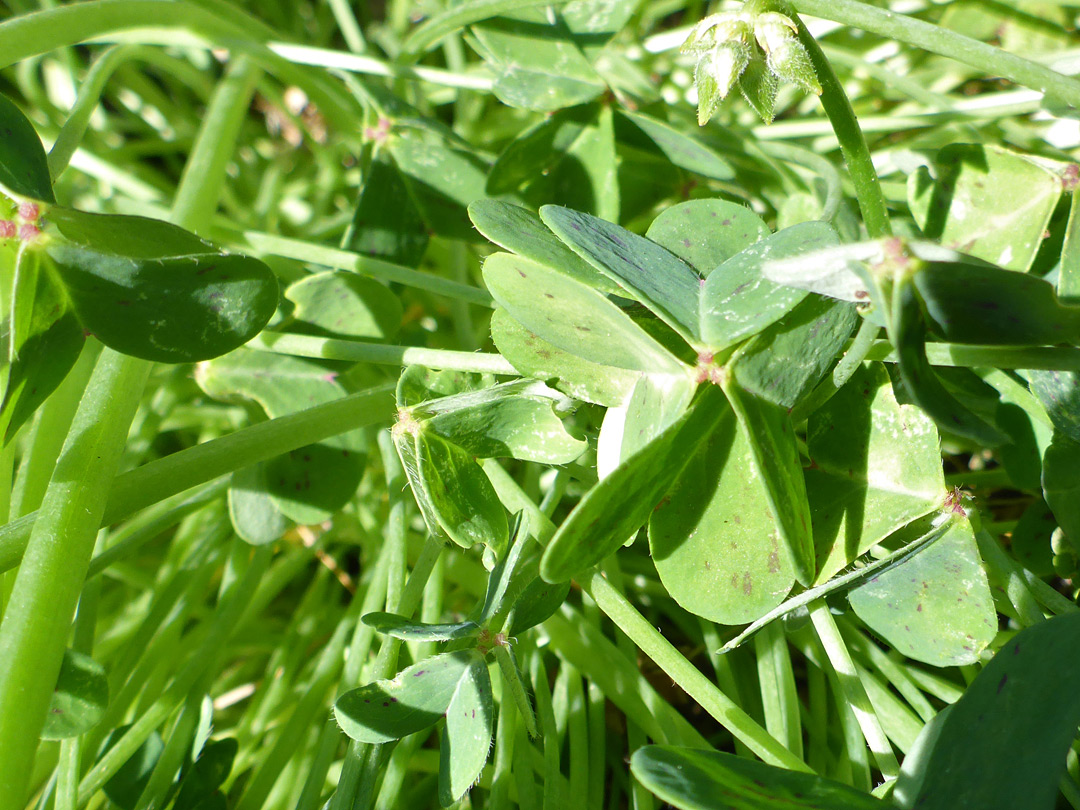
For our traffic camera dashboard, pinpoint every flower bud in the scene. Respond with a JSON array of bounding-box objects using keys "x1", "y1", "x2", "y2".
[
  {"x1": 0, "y1": 220, "x2": 15, "y2": 239},
  {"x1": 754, "y1": 12, "x2": 821, "y2": 95}
]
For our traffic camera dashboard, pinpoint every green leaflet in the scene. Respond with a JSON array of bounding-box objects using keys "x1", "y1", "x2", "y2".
[
  {"x1": 483, "y1": 251, "x2": 688, "y2": 375},
  {"x1": 909, "y1": 143, "x2": 1062, "y2": 272},
  {"x1": 620, "y1": 111, "x2": 735, "y2": 182},
  {"x1": 631, "y1": 746, "x2": 886, "y2": 810},
  {"x1": 540, "y1": 385, "x2": 727, "y2": 583},
  {"x1": 806, "y1": 363, "x2": 945, "y2": 582},
  {"x1": 700, "y1": 221, "x2": 838, "y2": 350},
  {"x1": 227, "y1": 466, "x2": 288, "y2": 546},
  {"x1": 438, "y1": 653, "x2": 494, "y2": 805},
  {"x1": 285, "y1": 270, "x2": 402, "y2": 341},
  {"x1": 335, "y1": 650, "x2": 483, "y2": 744},
  {"x1": 42, "y1": 649, "x2": 108, "y2": 740},
  {"x1": 362, "y1": 612, "x2": 481, "y2": 642},
  {"x1": 645, "y1": 198, "x2": 767, "y2": 275},
  {"x1": 722, "y1": 381, "x2": 816, "y2": 587},
  {"x1": 848, "y1": 515, "x2": 996, "y2": 667},
  {"x1": 0, "y1": 92, "x2": 54, "y2": 202},
  {"x1": 539, "y1": 205, "x2": 703, "y2": 346},
  {"x1": 649, "y1": 406, "x2": 796, "y2": 625}
]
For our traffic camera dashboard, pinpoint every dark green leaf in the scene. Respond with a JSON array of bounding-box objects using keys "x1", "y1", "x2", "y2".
[
  {"x1": 45, "y1": 242, "x2": 278, "y2": 364},
  {"x1": 540, "y1": 205, "x2": 703, "y2": 345},
  {"x1": 42, "y1": 649, "x2": 109, "y2": 740},
  {"x1": 0, "y1": 92, "x2": 53, "y2": 202},
  {"x1": 895, "y1": 613, "x2": 1080, "y2": 810},
  {"x1": 362, "y1": 612, "x2": 481, "y2": 642},
  {"x1": 48, "y1": 208, "x2": 213, "y2": 258},
  {"x1": 1041, "y1": 433, "x2": 1080, "y2": 556},
  {"x1": 1029, "y1": 369, "x2": 1080, "y2": 445},
  {"x1": 389, "y1": 135, "x2": 490, "y2": 241},
  {"x1": 344, "y1": 149, "x2": 428, "y2": 267},
  {"x1": 174, "y1": 739, "x2": 237, "y2": 810},
  {"x1": 631, "y1": 746, "x2": 887, "y2": 809},
  {"x1": 507, "y1": 577, "x2": 572, "y2": 635},
  {"x1": 227, "y1": 467, "x2": 287, "y2": 546},
  {"x1": 99, "y1": 726, "x2": 164, "y2": 810}
]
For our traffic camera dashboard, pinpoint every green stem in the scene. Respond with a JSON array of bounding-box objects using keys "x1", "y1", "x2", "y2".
[
  {"x1": 789, "y1": 0, "x2": 1080, "y2": 109},
  {"x1": 582, "y1": 572, "x2": 810, "y2": 772},
  {"x1": 0, "y1": 384, "x2": 395, "y2": 574},
  {"x1": 791, "y1": 10, "x2": 892, "y2": 237},
  {"x1": 0, "y1": 351, "x2": 151, "y2": 809},
  {"x1": 248, "y1": 332, "x2": 516, "y2": 374},
  {"x1": 866, "y1": 340, "x2": 1080, "y2": 371},
  {"x1": 220, "y1": 229, "x2": 494, "y2": 307}
]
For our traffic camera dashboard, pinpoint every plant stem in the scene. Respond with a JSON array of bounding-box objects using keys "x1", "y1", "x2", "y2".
[
  {"x1": 789, "y1": 0, "x2": 1080, "y2": 110},
  {"x1": 222, "y1": 229, "x2": 494, "y2": 307},
  {"x1": 0, "y1": 350, "x2": 151, "y2": 809},
  {"x1": 248, "y1": 332, "x2": 516, "y2": 374},
  {"x1": 0, "y1": 384, "x2": 395, "y2": 573},
  {"x1": 790, "y1": 9, "x2": 892, "y2": 238},
  {"x1": 866, "y1": 340, "x2": 1080, "y2": 371}
]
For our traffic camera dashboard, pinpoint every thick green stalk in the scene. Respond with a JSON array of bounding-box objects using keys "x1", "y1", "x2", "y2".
[
  {"x1": 790, "y1": 9, "x2": 892, "y2": 237},
  {"x1": 0, "y1": 351, "x2": 151, "y2": 808},
  {"x1": 790, "y1": 0, "x2": 1080, "y2": 109},
  {"x1": 0, "y1": 384, "x2": 395, "y2": 573}
]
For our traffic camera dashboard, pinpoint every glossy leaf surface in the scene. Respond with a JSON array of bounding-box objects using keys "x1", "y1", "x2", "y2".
[
  {"x1": 0, "y1": 92, "x2": 53, "y2": 202},
  {"x1": 335, "y1": 651, "x2": 482, "y2": 744}
]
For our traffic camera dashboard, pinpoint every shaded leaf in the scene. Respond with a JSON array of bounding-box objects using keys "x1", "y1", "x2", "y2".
[
  {"x1": 806, "y1": 363, "x2": 945, "y2": 582},
  {"x1": 42, "y1": 649, "x2": 109, "y2": 740},
  {"x1": 631, "y1": 745, "x2": 887, "y2": 810},
  {"x1": 99, "y1": 727, "x2": 164, "y2": 810},
  {"x1": 894, "y1": 613, "x2": 1080, "y2": 810},
  {"x1": 344, "y1": 149, "x2": 428, "y2": 267},
  {"x1": 650, "y1": 407, "x2": 796, "y2": 624},
  {"x1": 285, "y1": 270, "x2": 402, "y2": 341},
  {"x1": 621, "y1": 111, "x2": 735, "y2": 181},
  {"x1": 227, "y1": 466, "x2": 288, "y2": 546},
  {"x1": 0, "y1": 92, "x2": 54, "y2": 202},
  {"x1": 908, "y1": 143, "x2": 1062, "y2": 271}
]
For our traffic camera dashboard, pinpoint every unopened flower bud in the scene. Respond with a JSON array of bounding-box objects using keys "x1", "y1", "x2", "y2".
[
  {"x1": 17, "y1": 201, "x2": 40, "y2": 221},
  {"x1": 754, "y1": 12, "x2": 821, "y2": 95},
  {"x1": 18, "y1": 223, "x2": 40, "y2": 242},
  {"x1": 0, "y1": 220, "x2": 15, "y2": 239}
]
